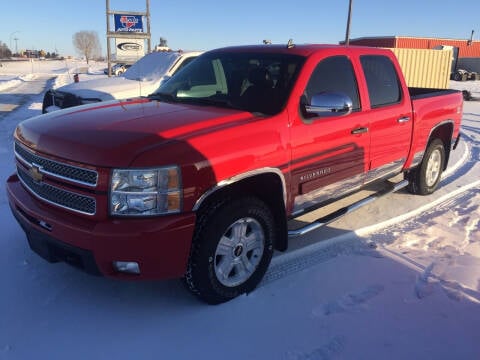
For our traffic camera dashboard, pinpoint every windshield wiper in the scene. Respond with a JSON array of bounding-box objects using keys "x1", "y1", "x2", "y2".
[
  {"x1": 148, "y1": 92, "x2": 177, "y2": 102},
  {"x1": 184, "y1": 96, "x2": 242, "y2": 110},
  {"x1": 149, "y1": 93, "x2": 243, "y2": 111}
]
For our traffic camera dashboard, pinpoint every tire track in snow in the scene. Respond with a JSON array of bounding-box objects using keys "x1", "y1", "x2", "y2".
[{"x1": 263, "y1": 131, "x2": 479, "y2": 287}]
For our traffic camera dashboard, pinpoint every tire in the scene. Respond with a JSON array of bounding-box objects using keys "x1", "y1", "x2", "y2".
[
  {"x1": 184, "y1": 197, "x2": 275, "y2": 304},
  {"x1": 407, "y1": 139, "x2": 445, "y2": 195}
]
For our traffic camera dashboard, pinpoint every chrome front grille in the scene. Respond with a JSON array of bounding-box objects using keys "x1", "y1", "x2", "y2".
[
  {"x1": 17, "y1": 167, "x2": 96, "y2": 215},
  {"x1": 14, "y1": 142, "x2": 98, "y2": 215},
  {"x1": 15, "y1": 142, "x2": 98, "y2": 187}
]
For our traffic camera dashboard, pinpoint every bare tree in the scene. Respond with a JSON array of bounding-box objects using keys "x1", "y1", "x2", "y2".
[
  {"x1": 0, "y1": 41, "x2": 12, "y2": 59},
  {"x1": 73, "y1": 31, "x2": 101, "y2": 64}
]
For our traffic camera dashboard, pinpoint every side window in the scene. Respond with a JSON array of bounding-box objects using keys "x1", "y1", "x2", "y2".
[
  {"x1": 305, "y1": 56, "x2": 360, "y2": 111},
  {"x1": 360, "y1": 55, "x2": 401, "y2": 108}
]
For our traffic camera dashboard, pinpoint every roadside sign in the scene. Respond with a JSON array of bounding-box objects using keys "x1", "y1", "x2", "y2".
[
  {"x1": 114, "y1": 38, "x2": 145, "y2": 61},
  {"x1": 114, "y1": 14, "x2": 144, "y2": 33}
]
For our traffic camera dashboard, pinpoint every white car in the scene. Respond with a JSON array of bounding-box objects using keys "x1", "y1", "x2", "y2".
[
  {"x1": 42, "y1": 50, "x2": 202, "y2": 113},
  {"x1": 103, "y1": 63, "x2": 131, "y2": 76}
]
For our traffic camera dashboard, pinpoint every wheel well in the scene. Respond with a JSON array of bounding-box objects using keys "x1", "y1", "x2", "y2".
[
  {"x1": 196, "y1": 173, "x2": 288, "y2": 252},
  {"x1": 429, "y1": 122, "x2": 453, "y2": 170}
]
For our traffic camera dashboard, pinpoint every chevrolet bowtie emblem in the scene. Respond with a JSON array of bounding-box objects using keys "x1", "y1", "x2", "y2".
[{"x1": 29, "y1": 165, "x2": 44, "y2": 182}]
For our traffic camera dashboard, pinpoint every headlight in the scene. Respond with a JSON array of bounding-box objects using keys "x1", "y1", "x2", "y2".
[{"x1": 110, "y1": 166, "x2": 182, "y2": 216}]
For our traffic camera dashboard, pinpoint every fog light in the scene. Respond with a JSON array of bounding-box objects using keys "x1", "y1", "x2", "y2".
[{"x1": 113, "y1": 261, "x2": 140, "y2": 274}]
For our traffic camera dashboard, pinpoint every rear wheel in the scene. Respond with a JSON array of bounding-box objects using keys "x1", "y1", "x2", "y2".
[
  {"x1": 185, "y1": 197, "x2": 275, "y2": 304},
  {"x1": 407, "y1": 139, "x2": 445, "y2": 195}
]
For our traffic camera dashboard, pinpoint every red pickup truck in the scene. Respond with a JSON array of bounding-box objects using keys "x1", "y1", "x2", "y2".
[{"x1": 7, "y1": 44, "x2": 462, "y2": 304}]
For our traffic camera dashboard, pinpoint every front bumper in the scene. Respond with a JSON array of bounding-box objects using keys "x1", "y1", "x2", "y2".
[{"x1": 7, "y1": 174, "x2": 196, "y2": 280}]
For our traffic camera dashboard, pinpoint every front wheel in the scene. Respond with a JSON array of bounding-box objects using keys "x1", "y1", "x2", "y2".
[
  {"x1": 407, "y1": 139, "x2": 445, "y2": 195},
  {"x1": 185, "y1": 197, "x2": 275, "y2": 304}
]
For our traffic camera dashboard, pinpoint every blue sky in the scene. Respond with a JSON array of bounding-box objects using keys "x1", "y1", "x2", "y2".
[{"x1": 1, "y1": 0, "x2": 479, "y2": 56}]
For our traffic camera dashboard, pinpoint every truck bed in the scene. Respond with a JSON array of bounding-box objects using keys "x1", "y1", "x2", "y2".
[{"x1": 409, "y1": 87, "x2": 460, "y2": 100}]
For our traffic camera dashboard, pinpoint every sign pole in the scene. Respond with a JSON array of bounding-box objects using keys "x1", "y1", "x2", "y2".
[
  {"x1": 146, "y1": 0, "x2": 151, "y2": 53},
  {"x1": 106, "y1": 0, "x2": 150, "y2": 68},
  {"x1": 106, "y1": 0, "x2": 112, "y2": 77}
]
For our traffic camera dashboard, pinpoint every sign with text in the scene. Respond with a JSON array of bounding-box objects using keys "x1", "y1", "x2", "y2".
[
  {"x1": 114, "y1": 14, "x2": 144, "y2": 32},
  {"x1": 114, "y1": 38, "x2": 145, "y2": 61}
]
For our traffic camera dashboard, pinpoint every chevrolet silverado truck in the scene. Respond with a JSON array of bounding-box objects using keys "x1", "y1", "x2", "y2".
[
  {"x1": 7, "y1": 44, "x2": 463, "y2": 304},
  {"x1": 42, "y1": 50, "x2": 201, "y2": 113}
]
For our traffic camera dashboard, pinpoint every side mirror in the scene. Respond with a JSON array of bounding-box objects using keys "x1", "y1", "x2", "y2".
[{"x1": 305, "y1": 92, "x2": 353, "y2": 117}]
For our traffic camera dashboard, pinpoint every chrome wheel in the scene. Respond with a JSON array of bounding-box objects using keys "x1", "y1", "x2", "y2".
[
  {"x1": 425, "y1": 148, "x2": 442, "y2": 187},
  {"x1": 185, "y1": 197, "x2": 275, "y2": 304},
  {"x1": 407, "y1": 139, "x2": 445, "y2": 196},
  {"x1": 214, "y1": 217, "x2": 265, "y2": 287}
]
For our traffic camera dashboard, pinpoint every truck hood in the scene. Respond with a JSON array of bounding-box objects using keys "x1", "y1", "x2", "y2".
[
  {"x1": 15, "y1": 98, "x2": 253, "y2": 167},
  {"x1": 57, "y1": 76, "x2": 163, "y2": 100}
]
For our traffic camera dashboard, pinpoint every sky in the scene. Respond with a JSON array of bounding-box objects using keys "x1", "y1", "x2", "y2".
[{"x1": 1, "y1": 0, "x2": 480, "y2": 56}]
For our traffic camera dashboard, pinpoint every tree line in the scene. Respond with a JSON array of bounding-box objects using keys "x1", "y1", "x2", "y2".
[
  {"x1": 0, "y1": 41, "x2": 12, "y2": 58},
  {"x1": 0, "y1": 41, "x2": 59, "y2": 59},
  {"x1": 1, "y1": 30, "x2": 102, "y2": 62}
]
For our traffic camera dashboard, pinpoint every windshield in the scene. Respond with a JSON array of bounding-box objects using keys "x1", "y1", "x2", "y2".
[
  {"x1": 123, "y1": 52, "x2": 181, "y2": 81},
  {"x1": 152, "y1": 52, "x2": 305, "y2": 115}
]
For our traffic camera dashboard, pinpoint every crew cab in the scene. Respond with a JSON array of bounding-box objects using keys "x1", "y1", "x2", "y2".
[
  {"x1": 7, "y1": 44, "x2": 462, "y2": 304},
  {"x1": 42, "y1": 50, "x2": 201, "y2": 113}
]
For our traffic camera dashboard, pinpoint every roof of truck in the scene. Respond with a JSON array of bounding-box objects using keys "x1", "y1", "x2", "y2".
[{"x1": 205, "y1": 43, "x2": 392, "y2": 57}]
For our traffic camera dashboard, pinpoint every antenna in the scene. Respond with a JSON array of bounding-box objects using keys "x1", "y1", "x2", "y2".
[{"x1": 287, "y1": 39, "x2": 294, "y2": 49}]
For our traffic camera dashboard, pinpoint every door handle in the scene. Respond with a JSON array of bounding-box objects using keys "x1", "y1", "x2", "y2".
[
  {"x1": 351, "y1": 127, "x2": 369, "y2": 135},
  {"x1": 397, "y1": 116, "x2": 410, "y2": 123}
]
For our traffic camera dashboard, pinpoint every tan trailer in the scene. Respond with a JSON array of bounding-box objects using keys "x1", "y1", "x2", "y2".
[{"x1": 388, "y1": 47, "x2": 453, "y2": 89}]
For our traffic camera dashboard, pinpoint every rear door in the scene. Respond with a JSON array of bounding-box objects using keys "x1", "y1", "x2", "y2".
[
  {"x1": 359, "y1": 55, "x2": 412, "y2": 182},
  {"x1": 289, "y1": 55, "x2": 370, "y2": 214}
]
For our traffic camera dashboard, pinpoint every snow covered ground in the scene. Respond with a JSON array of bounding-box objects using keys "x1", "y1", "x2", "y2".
[{"x1": 0, "y1": 60, "x2": 479, "y2": 359}]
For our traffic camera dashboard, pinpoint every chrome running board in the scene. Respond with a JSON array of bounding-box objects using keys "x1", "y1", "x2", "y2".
[{"x1": 288, "y1": 179, "x2": 409, "y2": 237}]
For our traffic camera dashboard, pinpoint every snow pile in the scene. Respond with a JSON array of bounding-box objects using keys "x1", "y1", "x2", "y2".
[
  {"x1": 0, "y1": 78, "x2": 22, "y2": 91},
  {"x1": 0, "y1": 74, "x2": 38, "y2": 92},
  {"x1": 123, "y1": 51, "x2": 180, "y2": 81}
]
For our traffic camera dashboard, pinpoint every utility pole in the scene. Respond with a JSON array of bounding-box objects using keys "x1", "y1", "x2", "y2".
[
  {"x1": 467, "y1": 29, "x2": 474, "y2": 46},
  {"x1": 345, "y1": 0, "x2": 353, "y2": 45},
  {"x1": 9, "y1": 31, "x2": 19, "y2": 54},
  {"x1": 14, "y1": 37, "x2": 19, "y2": 55}
]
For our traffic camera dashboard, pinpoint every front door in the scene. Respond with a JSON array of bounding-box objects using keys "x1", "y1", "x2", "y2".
[{"x1": 289, "y1": 55, "x2": 370, "y2": 215}]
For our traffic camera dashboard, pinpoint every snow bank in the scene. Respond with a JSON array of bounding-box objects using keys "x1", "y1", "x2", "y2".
[
  {"x1": 0, "y1": 59, "x2": 107, "y2": 91},
  {"x1": 0, "y1": 78, "x2": 22, "y2": 91}
]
